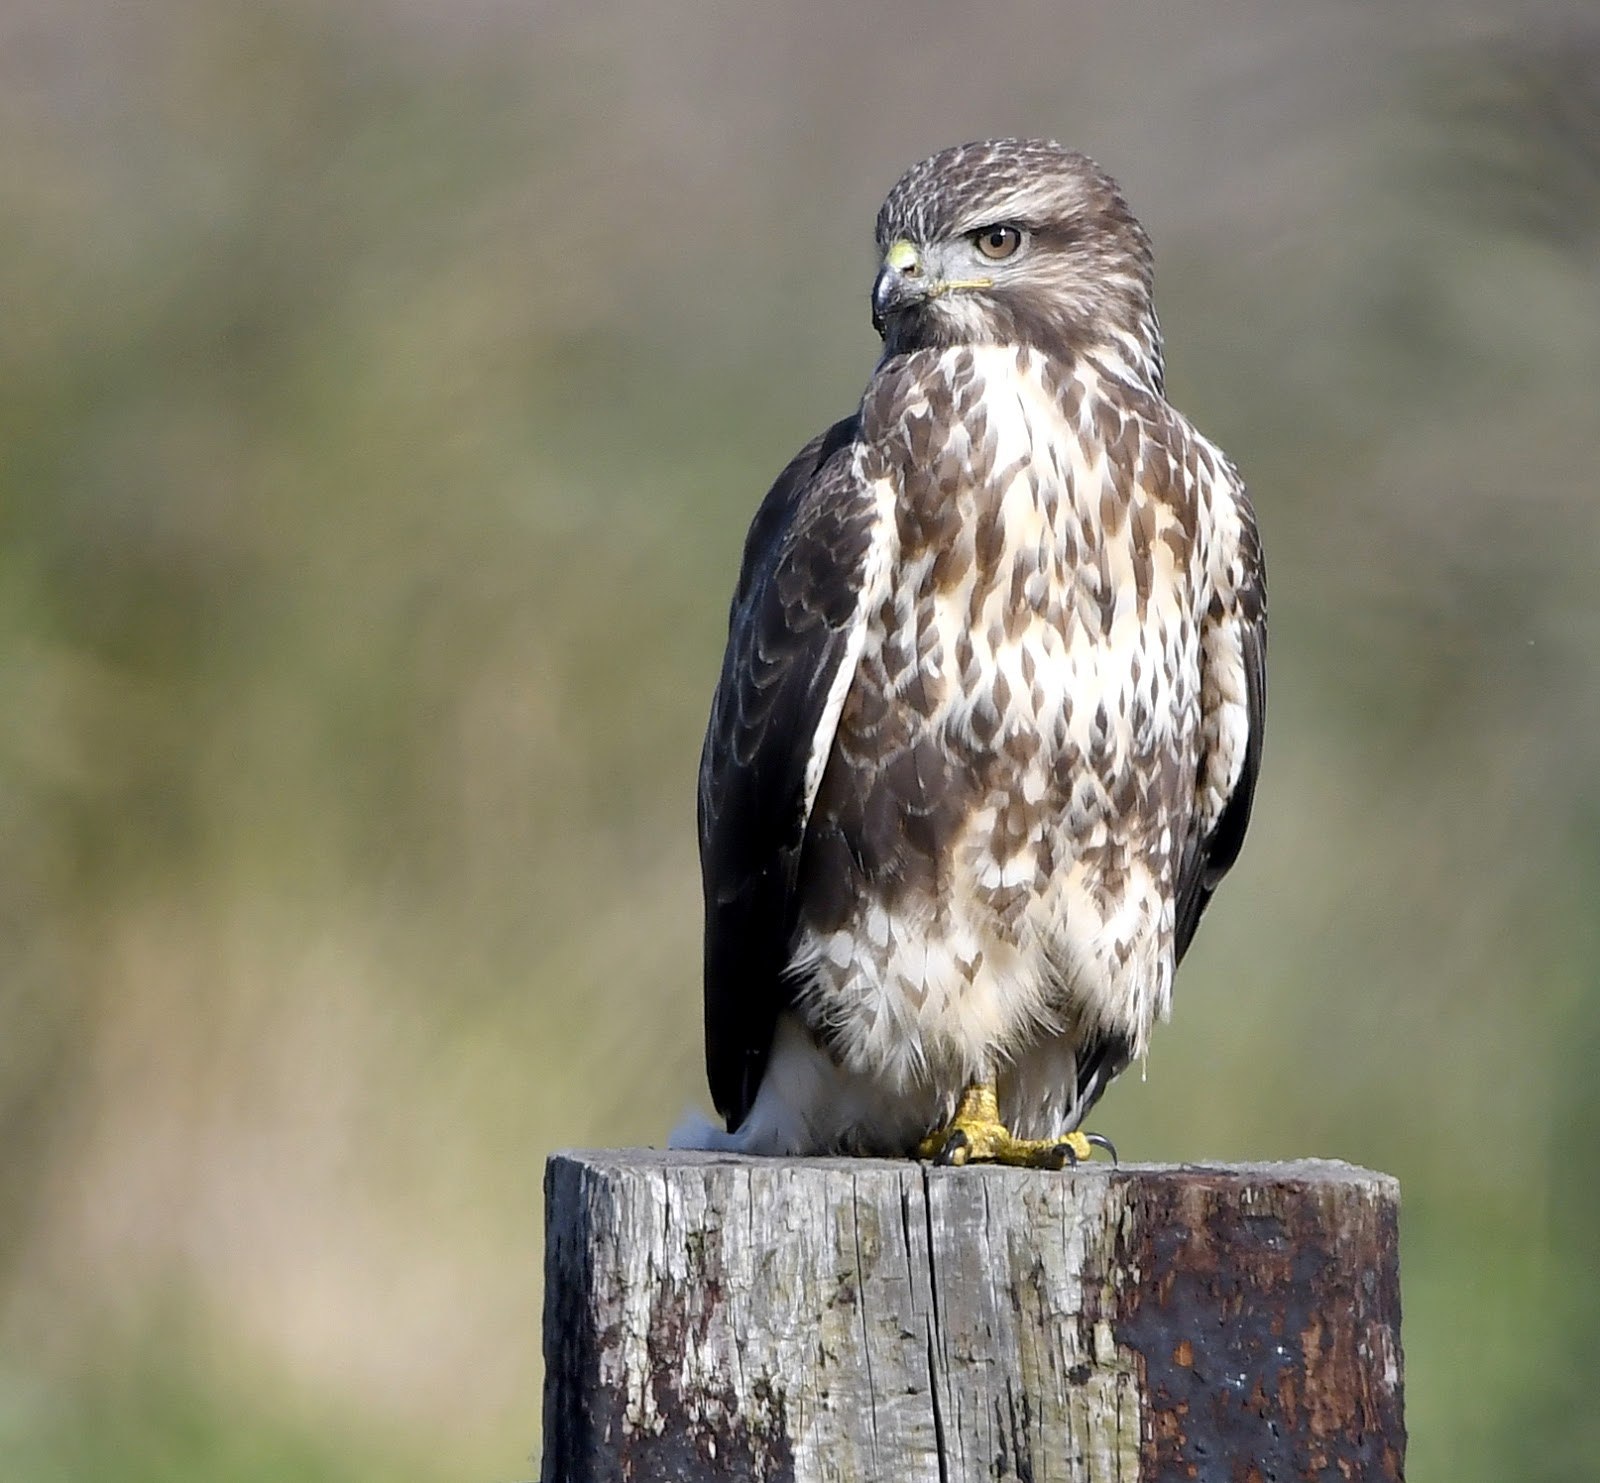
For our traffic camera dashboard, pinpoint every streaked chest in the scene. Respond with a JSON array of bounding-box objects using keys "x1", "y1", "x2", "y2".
[{"x1": 846, "y1": 345, "x2": 1204, "y2": 779}]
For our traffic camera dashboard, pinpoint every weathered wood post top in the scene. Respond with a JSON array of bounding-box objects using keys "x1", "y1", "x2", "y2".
[{"x1": 542, "y1": 1152, "x2": 1403, "y2": 1483}]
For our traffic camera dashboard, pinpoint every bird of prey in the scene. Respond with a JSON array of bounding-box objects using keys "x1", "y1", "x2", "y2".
[{"x1": 676, "y1": 139, "x2": 1265, "y2": 1166}]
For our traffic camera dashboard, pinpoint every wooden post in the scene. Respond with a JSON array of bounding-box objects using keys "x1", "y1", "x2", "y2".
[{"x1": 541, "y1": 1152, "x2": 1403, "y2": 1483}]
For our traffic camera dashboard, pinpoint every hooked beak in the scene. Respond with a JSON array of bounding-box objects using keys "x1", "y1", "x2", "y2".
[
  {"x1": 871, "y1": 239, "x2": 925, "y2": 336},
  {"x1": 871, "y1": 238, "x2": 993, "y2": 338}
]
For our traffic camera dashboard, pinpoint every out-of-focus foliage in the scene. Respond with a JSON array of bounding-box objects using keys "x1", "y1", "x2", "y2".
[{"x1": 1, "y1": 3, "x2": 1596, "y2": 1478}]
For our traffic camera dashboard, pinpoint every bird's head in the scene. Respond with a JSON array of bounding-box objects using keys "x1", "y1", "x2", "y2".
[{"x1": 871, "y1": 139, "x2": 1162, "y2": 385}]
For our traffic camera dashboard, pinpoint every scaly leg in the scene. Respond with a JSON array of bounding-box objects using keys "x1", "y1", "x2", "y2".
[{"x1": 916, "y1": 1080, "x2": 1117, "y2": 1168}]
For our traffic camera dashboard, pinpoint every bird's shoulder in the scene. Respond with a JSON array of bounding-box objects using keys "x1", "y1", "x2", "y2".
[
  {"x1": 724, "y1": 412, "x2": 865, "y2": 618},
  {"x1": 1081, "y1": 361, "x2": 1262, "y2": 597},
  {"x1": 702, "y1": 405, "x2": 888, "y2": 826}
]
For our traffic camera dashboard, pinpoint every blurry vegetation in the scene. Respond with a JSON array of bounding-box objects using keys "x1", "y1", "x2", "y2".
[
  {"x1": 3, "y1": 1337, "x2": 455, "y2": 1483},
  {"x1": 0, "y1": 3, "x2": 1597, "y2": 1479},
  {"x1": 1427, "y1": 21, "x2": 1600, "y2": 251}
]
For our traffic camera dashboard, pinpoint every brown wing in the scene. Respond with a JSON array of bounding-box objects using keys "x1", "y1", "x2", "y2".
[
  {"x1": 1174, "y1": 487, "x2": 1267, "y2": 963},
  {"x1": 698, "y1": 414, "x2": 883, "y2": 1130}
]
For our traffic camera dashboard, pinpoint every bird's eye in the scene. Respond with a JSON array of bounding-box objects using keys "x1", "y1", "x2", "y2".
[{"x1": 973, "y1": 224, "x2": 1023, "y2": 261}]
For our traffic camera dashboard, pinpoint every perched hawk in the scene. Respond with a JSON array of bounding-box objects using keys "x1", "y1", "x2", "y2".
[{"x1": 677, "y1": 139, "x2": 1265, "y2": 1165}]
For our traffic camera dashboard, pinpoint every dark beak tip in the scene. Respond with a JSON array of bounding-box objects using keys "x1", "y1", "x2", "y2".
[{"x1": 870, "y1": 267, "x2": 898, "y2": 337}]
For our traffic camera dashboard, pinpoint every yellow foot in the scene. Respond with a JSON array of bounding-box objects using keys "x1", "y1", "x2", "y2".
[{"x1": 916, "y1": 1082, "x2": 1117, "y2": 1169}]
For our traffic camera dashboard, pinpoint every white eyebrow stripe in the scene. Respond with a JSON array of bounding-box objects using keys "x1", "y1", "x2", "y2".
[{"x1": 949, "y1": 186, "x2": 1070, "y2": 236}]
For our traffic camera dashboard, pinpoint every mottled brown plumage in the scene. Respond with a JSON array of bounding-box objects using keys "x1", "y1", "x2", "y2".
[{"x1": 679, "y1": 140, "x2": 1265, "y2": 1158}]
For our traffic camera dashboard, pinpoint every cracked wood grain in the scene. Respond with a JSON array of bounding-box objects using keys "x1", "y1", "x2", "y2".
[{"x1": 540, "y1": 1153, "x2": 1403, "y2": 1483}]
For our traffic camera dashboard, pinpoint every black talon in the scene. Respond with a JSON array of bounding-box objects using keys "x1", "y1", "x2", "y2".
[
  {"x1": 934, "y1": 1130, "x2": 970, "y2": 1167},
  {"x1": 1085, "y1": 1132, "x2": 1119, "y2": 1165},
  {"x1": 1051, "y1": 1138, "x2": 1080, "y2": 1169}
]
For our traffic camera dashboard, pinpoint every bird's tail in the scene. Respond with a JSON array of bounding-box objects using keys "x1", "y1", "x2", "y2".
[{"x1": 667, "y1": 1109, "x2": 739, "y2": 1150}]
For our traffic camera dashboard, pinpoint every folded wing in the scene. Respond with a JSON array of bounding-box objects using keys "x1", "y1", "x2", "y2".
[
  {"x1": 698, "y1": 415, "x2": 888, "y2": 1130},
  {"x1": 1175, "y1": 485, "x2": 1267, "y2": 964}
]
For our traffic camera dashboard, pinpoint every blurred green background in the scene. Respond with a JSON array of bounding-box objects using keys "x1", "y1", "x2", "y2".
[{"x1": 3, "y1": 2, "x2": 1597, "y2": 1478}]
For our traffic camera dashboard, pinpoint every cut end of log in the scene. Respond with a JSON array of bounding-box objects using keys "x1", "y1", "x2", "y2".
[{"x1": 541, "y1": 1153, "x2": 1404, "y2": 1483}]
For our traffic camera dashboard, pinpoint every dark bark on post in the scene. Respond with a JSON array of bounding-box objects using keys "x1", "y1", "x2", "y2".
[{"x1": 541, "y1": 1152, "x2": 1403, "y2": 1483}]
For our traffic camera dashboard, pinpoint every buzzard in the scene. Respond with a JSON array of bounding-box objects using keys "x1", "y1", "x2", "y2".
[{"x1": 676, "y1": 140, "x2": 1265, "y2": 1165}]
